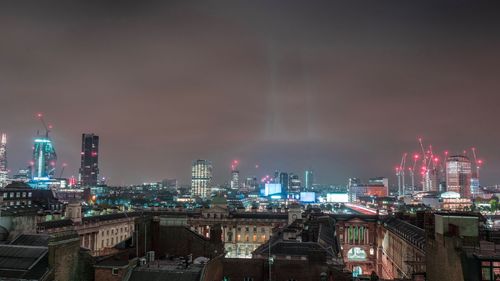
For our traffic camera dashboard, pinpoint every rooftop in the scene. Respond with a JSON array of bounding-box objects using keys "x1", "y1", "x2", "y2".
[
  {"x1": 129, "y1": 259, "x2": 204, "y2": 281},
  {"x1": 0, "y1": 244, "x2": 49, "y2": 280},
  {"x1": 11, "y1": 234, "x2": 50, "y2": 247},
  {"x1": 383, "y1": 217, "x2": 425, "y2": 251}
]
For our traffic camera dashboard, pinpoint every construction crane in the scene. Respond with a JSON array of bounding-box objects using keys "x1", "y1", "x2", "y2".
[
  {"x1": 409, "y1": 153, "x2": 419, "y2": 192},
  {"x1": 471, "y1": 147, "x2": 483, "y2": 179},
  {"x1": 33, "y1": 113, "x2": 57, "y2": 179},
  {"x1": 36, "y1": 113, "x2": 52, "y2": 138},
  {"x1": 59, "y1": 163, "x2": 67, "y2": 178},
  {"x1": 397, "y1": 153, "x2": 408, "y2": 196}
]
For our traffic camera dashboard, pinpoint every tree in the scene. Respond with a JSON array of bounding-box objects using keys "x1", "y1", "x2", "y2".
[{"x1": 490, "y1": 199, "x2": 498, "y2": 212}]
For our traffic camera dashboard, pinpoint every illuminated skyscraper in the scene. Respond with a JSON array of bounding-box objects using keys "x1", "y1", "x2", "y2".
[
  {"x1": 230, "y1": 170, "x2": 240, "y2": 190},
  {"x1": 0, "y1": 133, "x2": 7, "y2": 187},
  {"x1": 305, "y1": 170, "x2": 314, "y2": 191},
  {"x1": 79, "y1": 133, "x2": 99, "y2": 187},
  {"x1": 191, "y1": 160, "x2": 212, "y2": 198},
  {"x1": 446, "y1": 155, "x2": 472, "y2": 198},
  {"x1": 32, "y1": 136, "x2": 57, "y2": 181}
]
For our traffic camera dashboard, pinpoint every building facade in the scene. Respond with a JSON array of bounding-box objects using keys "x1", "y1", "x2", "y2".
[
  {"x1": 0, "y1": 133, "x2": 7, "y2": 188},
  {"x1": 230, "y1": 169, "x2": 239, "y2": 190},
  {"x1": 192, "y1": 160, "x2": 213, "y2": 198},
  {"x1": 37, "y1": 206, "x2": 135, "y2": 257},
  {"x1": 32, "y1": 136, "x2": 57, "y2": 181},
  {"x1": 336, "y1": 215, "x2": 379, "y2": 277},
  {"x1": 79, "y1": 133, "x2": 99, "y2": 187},
  {"x1": 305, "y1": 170, "x2": 314, "y2": 191},
  {"x1": 446, "y1": 155, "x2": 472, "y2": 198}
]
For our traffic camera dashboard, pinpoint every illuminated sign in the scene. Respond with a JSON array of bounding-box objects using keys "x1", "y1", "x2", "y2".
[
  {"x1": 347, "y1": 247, "x2": 367, "y2": 261},
  {"x1": 264, "y1": 183, "x2": 282, "y2": 196},
  {"x1": 300, "y1": 192, "x2": 316, "y2": 203},
  {"x1": 326, "y1": 193, "x2": 348, "y2": 202}
]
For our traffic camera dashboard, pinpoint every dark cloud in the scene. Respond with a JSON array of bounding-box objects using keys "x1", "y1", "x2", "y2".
[{"x1": 0, "y1": 1, "x2": 499, "y2": 185}]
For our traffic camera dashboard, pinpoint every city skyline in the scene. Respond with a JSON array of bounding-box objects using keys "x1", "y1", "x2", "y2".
[{"x1": 1, "y1": 1, "x2": 500, "y2": 185}]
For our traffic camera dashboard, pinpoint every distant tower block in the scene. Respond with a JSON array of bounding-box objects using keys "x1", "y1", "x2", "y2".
[
  {"x1": 79, "y1": 134, "x2": 99, "y2": 187},
  {"x1": 191, "y1": 160, "x2": 213, "y2": 198},
  {"x1": 446, "y1": 155, "x2": 472, "y2": 198},
  {"x1": 0, "y1": 133, "x2": 7, "y2": 188}
]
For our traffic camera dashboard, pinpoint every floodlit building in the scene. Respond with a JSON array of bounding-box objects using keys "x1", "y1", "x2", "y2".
[
  {"x1": 446, "y1": 155, "x2": 472, "y2": 198},
  {"x1": 230, "y1": 169, "x2": 239, "y2": 190},
  {"x1": 191, "y1": 160, "x2": 213, "y2": 198},
  {"x1": 31, "y1": 137, "x2": 57, "y2": 181}
]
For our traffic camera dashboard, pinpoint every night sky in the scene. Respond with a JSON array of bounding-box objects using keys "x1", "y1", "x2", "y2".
[{"x1": 1, "y1": 1, "x2": 500, "y2": 186}]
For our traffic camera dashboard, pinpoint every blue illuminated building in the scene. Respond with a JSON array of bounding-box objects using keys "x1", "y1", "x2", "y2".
[{"x1": 32, "y1": 137, "x2": 57, "y2": 181}]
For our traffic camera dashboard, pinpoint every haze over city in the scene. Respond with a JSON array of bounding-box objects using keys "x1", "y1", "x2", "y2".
[{"x1": 1, "y1": 1, "x2": 499, "y2": 186}]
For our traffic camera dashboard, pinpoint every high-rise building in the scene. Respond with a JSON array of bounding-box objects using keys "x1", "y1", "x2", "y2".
[
  {"x1": 79, "y1": 134, "x2": 99, "y2": 187},
  {"x1": 305, "y1": 170, "x2": 314, "y2": 191},
  {"x1": 230, "y1": 170, "x2": 240, "y2": 190},
  {"x1": 0, "y1": 133, "x2": 7, "y2": 187},
  {"x1": 279, "y1": 172, "x2": 289, "y2": 192},
  {"x1": 446, "y1": 155, "x2": 472, "y2": 198},
  {"x1": 192, "y1": 160, "x2": 213, "y2": 198},
  {"x1": 348, "y1": 178, "x2": 361, "y2": 202},
  {"x1": 289, "y1": 173, "x2": 301, "y2": 193},
  {"x1": 32, "y1": 135, "x2": 57, "y2": 181},
  {"x1": 244, "y1": 177, "x2": 258, "y2": 190}
]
